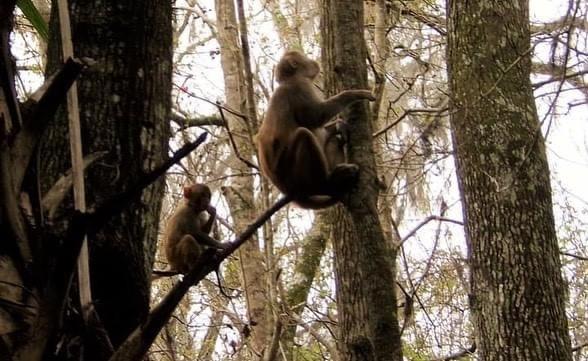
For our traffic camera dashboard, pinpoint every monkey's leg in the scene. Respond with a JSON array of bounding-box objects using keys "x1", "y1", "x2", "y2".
[
  {"x1": 288, "y1": 127, "x2": 331, "y2": 194},
  {"x1": 316, "y1": 121, "x2": 358, "y2": 195},
  {"x1": 175, "y1": 235, "x2": 202, "y2": 274},
  {"x1": 322, "y1": 118, "x2": 349, "y2": 166}
]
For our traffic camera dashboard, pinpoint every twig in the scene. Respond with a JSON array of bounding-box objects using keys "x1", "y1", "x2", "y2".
[
  {"x1": 572, "y1": 340, "x2": 588, "y2": 352},
  {"x1": 174, "y1": 84, "x2": 247, "y2": 120},
  {"x1": 372, "y1": 107, "x2": 448, "y2": 139},
  {"x1": 561, "y1": 251, "x2": 588, "y2": 261},
  {"x1": 151, "y1": 270, "x2": 179, "y2": 280},
  {"x1": 532, "y1": 69, "x2": 588, "y2": 89},
  {"x1": 88, "y1": 133, "x2": 208, "y2": 234},
  {"x1": 398, "y1": 215, "x2": 463, "y2": 247},
  {"x1": 218, "y1": 104, "x2": 259, "y2": 170}
]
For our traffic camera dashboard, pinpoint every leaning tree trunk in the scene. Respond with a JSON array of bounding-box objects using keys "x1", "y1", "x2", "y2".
[
  {"x1": 322, "y1": 1, "x2": 402, "y2": 361},
  {"x1": 446, "y1": 1, "x2": 573, "y2": 360},
  {"x1": 42, "y1": 0, "x2": 172, "y2": 350}
]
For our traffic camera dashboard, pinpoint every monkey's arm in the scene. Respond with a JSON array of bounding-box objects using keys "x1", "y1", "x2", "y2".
[
  {"x1": 318, "y1": 90, "x2": 375, "y2": 121},
  {"x1": 202, "y1": 206, "x2": 216, "y2": 234},
  {"x1": 193, "y1": 206, "x2": 227, "y2": 249}
]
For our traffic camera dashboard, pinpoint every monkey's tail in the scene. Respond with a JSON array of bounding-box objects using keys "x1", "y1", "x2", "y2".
[{"x1": 293, "y1": 195, "x2": 340, "y2": 210}]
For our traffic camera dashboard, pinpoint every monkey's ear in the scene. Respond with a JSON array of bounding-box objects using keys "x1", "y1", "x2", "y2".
[
  {"x1": 276, "y1": 58, "x2": 298, "y2": 82},
  {"x1": 287, "y1": 58, "x2": 298, "y2": 69}
]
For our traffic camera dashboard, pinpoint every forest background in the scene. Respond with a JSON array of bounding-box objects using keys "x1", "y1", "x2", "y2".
[{"x1": 1, "y1": 0, "x2": 588, "y2": 360}]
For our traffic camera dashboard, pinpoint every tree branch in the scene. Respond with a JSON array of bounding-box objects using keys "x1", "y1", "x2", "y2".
[
  {"x1": 170, "y1": 113, "x2": 224, "y2": 128},
  {"x1": 42, "y1": 151, "x2": 108, "y2": 220},
  {"x1": 108, "y1": 195, "x2": 291, "y2": 361},
  {"x1": 561, "y1": 251, "x2": 588, "y2": 261},
  {"x1": 398, "y1": 215, "x2": 463, "y2": 247},
  {"x1": 13, "y1": 57, "x2": 90, "y2": 190},
  {"x1": 86, "y1": 133, "x2": 208, "y2": 235}
]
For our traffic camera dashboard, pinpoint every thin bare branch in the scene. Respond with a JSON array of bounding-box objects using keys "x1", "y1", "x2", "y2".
[
  {"x1": 561, "y1": 251, "x2": 588, "y2": 261},
  {"x1": 398, "y1": 215, "x2": 463, "y2": 247},
  {"x1": 373, "y1": 107, "x2": 448, "y2": 139}
]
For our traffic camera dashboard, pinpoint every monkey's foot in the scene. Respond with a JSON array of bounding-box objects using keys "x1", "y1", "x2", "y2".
[{"x1": 329, "y1": 164, "x2": 359, "y2": 194}]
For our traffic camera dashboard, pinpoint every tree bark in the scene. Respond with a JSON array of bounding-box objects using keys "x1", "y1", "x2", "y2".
[
  {"x1": 322, "y1": 1, "x2": 402, "y2": 361},
  {"x1": 446, "y1": 1, "x2": 573, "y2": 360},
  {"x1": 43, "y1": 0, "x2": 172, "y2": 349},
  {"x1": 215, "y1": 0, "x2": 270, "y2": 355}
]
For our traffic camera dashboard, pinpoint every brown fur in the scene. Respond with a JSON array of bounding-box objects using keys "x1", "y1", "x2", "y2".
[
  {"x1": 256, "y1": 50, "x2": 375, "y2": 209},
  {"x1": 165, "y1": 184, "x2": 226, "y2": 274}
]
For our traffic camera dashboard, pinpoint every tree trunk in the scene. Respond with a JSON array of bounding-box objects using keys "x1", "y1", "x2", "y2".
[
  {"x1": 43, "y1": 0, "x2": 172, "y2": 349},
  {"x1": 322, "y1": 1, "x2": 402, "y2": 361},
  {"x1": 446, "y1": 1, "x2": 573, "y2": 360},
  {"x1": 281, "y1": 212, "x2": 330, "y2": 359},
  {"x1": 215, "y1": 0, "x2": 270, "y2": 355}
]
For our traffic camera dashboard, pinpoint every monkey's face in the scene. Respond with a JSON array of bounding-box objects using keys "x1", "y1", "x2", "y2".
[
  {"x1": 194, "y1": 192, "x2": 211, "y2": 211},
  {"x1": 184, "y1": 184, "x2": 212, "y2": 212}
]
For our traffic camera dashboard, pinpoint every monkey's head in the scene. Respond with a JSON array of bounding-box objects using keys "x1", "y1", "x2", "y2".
[
  {"x1": 276, "y1": 50, "x2": 320, "y2": 83},
  {"x1": 183, "y1": 184, "x2": 211, "y2": 212}
]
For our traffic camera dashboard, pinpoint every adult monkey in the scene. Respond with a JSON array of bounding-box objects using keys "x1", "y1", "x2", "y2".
[{"x1": 256, "y1": 50, "x2": 376, "y2": 209}]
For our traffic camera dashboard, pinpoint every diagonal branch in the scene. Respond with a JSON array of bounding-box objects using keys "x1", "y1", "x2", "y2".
[
  {"x1": 87, "y1": 133, "x2": 208, "y2": 234},
  {"x1": 108, "y1": 195, "x2": 291, "y2": 361}
]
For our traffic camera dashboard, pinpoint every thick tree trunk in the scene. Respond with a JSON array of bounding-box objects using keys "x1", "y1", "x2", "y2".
[
  {"x1": 446, "y1": 1, "x2": 573, "y2": 360},
  {"x1": 43, "y1": 0, "x2": 172, "y2": 349},
  {"x1": 322, "y1": 1, "x2": 402, "y2": 361}
]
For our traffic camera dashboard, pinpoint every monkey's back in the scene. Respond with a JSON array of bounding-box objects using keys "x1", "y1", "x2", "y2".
[
  {"x1": 257, "y1": 79, "x2": 325, "y2": 194},
  {"x1": 165, "y1": 205, "x2": 208, "y2": 262}
]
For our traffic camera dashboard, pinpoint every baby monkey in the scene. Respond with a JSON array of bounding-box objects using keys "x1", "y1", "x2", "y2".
[{"x1": 165, "y1": 184, "x2": 228, "y2": 274}]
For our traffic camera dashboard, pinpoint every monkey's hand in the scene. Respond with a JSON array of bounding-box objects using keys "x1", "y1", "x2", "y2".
[{"x1": 206, "y1": 205, "x2": 217, "y2": 217}]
